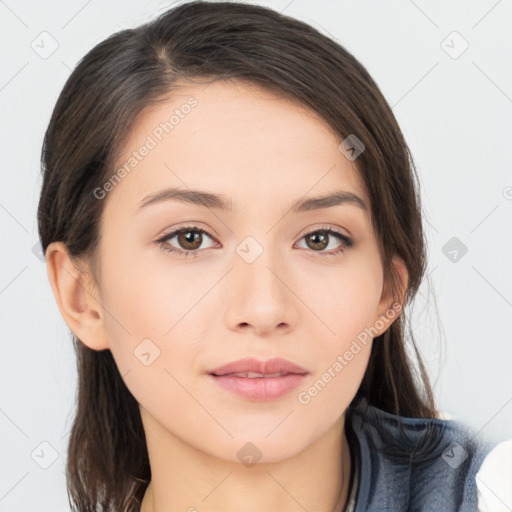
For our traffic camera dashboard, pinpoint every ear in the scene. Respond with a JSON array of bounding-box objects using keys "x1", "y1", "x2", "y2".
[
  {"x1": 372, "y1": 255, "x2": 409, "y2": 337},
  {"x1": 45, "y1": 241, "x2": 109, "y2": 351}
]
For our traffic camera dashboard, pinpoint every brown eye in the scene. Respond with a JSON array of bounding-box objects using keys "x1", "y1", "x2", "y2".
[
  {"x1": 305, "y1": 231, "x2": 329, "y2": 251},
  {"x1": 156, "y1": 226, "x2": 217, "y2": 257},
  {"x1": 177, "y1": 230, "x2": 203, "y2": 250},
  {"x1": 296, "y1": 227, "x2": 354, "y2": 256}
]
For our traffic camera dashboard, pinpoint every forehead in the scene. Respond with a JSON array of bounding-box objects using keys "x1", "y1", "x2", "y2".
[{"x1": 106, "y1": 79, "x2": 369, "y2": 218}]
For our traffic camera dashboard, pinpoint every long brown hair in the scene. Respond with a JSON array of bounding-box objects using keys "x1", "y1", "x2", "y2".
[{"x1": 37, "y1": 1, "x2": 437, "y2": 510}]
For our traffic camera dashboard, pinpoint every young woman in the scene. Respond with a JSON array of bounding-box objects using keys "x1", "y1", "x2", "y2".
[{"x1": 37, "y1": 1, "x2": 496, "y2": 510}]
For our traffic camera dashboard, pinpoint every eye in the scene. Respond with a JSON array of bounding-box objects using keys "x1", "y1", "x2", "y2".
[
  {"x1": 295, "y1": 226, "x2": 354, "y2": 256},
  {"x1": 156, "y1": 225, "x2": 217, "y2": 258},
  {"x1": 156, "y1": 224, "x2": 354, "y2": 258}
]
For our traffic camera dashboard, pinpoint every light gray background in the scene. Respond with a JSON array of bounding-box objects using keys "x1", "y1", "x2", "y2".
[{"x1": 1, "y1": 0, "x2": 511, "y2": 510}]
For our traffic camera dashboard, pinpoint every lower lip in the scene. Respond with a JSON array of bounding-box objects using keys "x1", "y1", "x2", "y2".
[{"x1": 209, "y1": 373, "x2": 308, "y2": 400}]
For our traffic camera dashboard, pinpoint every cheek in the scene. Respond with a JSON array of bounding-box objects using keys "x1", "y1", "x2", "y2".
[
  {"x1": 98, "y1": 239, "x2": 195, "y2": 339},
  {"x1": 97, "y1": 263, "x2": 202, "y2": 419},
  {"x1": 96, "y1": 242, "x2": 211, "y2": 400},
  {"x1": 294, "y1": 254, "x2": 382, "y2": 402},
  {"x1": 300, "y1": 252, "x2": 384, "y2": 341}
]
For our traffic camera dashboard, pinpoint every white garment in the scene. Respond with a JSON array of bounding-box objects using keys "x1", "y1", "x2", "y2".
[{"x1": 477, "y1": 439, "x2": 512, "y2": 511}]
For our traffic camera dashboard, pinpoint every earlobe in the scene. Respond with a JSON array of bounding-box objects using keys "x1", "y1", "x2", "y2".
[{"x1": 45, "y1": 241, "x2": 109, "y2": 351}]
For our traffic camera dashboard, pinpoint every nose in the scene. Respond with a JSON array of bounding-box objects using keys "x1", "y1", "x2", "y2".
[{"x1": 224, "y1": 246, "x2": 299, "y2": 337}]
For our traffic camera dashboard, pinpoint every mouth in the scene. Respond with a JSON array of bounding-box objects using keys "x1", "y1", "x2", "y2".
[
  {"x1": 207, "y1": 357, "x2": 309, "y2": 400},
  {"x1": 208, "y1": 370, "x2": 308, "y2": 400},
  {"x1": 209, "y1": 371, "x2": 302, "y2": 378},
  {"x1": 209, "y1": 357, "x2": 308, "y2": 377}
]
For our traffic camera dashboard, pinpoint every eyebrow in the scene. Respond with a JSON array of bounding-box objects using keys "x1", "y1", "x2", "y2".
[{"x1": 138, "y1": 187, "x2": 367, "y2": 213}]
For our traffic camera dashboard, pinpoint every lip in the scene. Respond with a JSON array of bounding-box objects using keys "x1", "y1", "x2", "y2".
[
  {"x1": 209, "y1": 373, "x2": 307, "y2": 400},
  {"x1": 208, "y1": 358, "x2": 309, "y2": 401},
  {"x1": 209, "y1": 357, "x2": 308, "y2": 377}
]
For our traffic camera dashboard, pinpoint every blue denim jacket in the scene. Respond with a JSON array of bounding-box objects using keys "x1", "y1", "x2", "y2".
[{"x1": 345, "y1": 397, "x2": 495, "y2": 511}]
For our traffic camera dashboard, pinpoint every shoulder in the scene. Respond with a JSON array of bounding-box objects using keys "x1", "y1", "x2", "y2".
[{"x1": 346, "y1": 398, "x2": 498, "y2": 512}]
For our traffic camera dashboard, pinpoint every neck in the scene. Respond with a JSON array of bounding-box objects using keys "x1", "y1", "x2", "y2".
[{"x1": 139, "y1": 413, "x2": 352, "y2": 512}]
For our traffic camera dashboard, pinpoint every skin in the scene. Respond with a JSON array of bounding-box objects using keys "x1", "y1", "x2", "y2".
[{"x1": 46, "y1": 80, "x2": 407, "y2": 512}]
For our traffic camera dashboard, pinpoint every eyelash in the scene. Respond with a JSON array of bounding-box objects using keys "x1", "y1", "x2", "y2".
[{"x1": 155, "y1": 224, "x2": 354, "y2": 259}]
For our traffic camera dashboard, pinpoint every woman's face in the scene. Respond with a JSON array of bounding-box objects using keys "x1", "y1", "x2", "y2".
[{"x1": 87, "y1": 80, "x2": 402, "y2": 463}]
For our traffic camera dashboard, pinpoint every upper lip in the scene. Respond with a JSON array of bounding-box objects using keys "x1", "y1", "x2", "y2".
[{"x1": 209, "y1": 357, "x2": 309, "y2": 376}]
